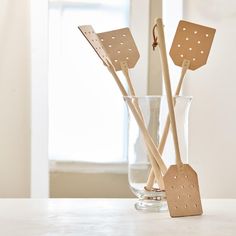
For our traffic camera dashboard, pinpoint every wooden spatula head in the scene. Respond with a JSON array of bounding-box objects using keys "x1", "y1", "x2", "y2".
[
  {"x1": 164, "y1": 164, "x2": 203, "y2": 217},
  {"x1": 98, "y1": 28, "x2": 140, "y2": 71},
  {"x1": 170, "y1": 20, "x2": 216, "y2": 70},
  {"x1": 78, "y1": 25, "x2": 111, "y2": 66}
]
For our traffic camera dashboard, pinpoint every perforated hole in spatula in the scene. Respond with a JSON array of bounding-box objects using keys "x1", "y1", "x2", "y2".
[
  {"x1": 170, "y1": 20, "x2": 216, "y2": 70},
  {"x1": 98, "y1": 28, "x2": 140, "y2": 71},
  {"x1": 78, "y1": 25, "x2": 111, "y2": 66}
]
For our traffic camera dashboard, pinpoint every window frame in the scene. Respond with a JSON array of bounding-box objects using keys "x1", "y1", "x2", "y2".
[
  {"x1": 30, "y1": 0, "x2": 49, "y2": 198},
  {"x1": 48, "y1": 0, "x2": 130, "y2": 164},
  {"x1": 49, "y1": 0, "x2": 150, "y2": 173},
  {"x1": 31, "y1": 0, "x2": 183, "y2": 196}
]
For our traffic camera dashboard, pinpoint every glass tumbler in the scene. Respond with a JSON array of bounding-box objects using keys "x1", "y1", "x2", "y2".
[{"x1": 124, "y1": 96, "x2": 192, "y2": 211}]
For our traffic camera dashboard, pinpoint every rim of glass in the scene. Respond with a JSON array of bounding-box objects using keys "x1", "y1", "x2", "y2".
[{"x1": 123, "y1": 95, "x2": 193, "y2": 100}]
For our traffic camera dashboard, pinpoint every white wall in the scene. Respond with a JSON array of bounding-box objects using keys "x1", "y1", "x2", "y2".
[
  {"x1": 0, "y1": 0, "x2": 30, "y2": 197},
  {"x1": 183, "y1": 0, "x2": 236, "y2": 198},
  {"x1": 129, "y1": 0, "x2": 150, "y2": 95},
  {"x1": 30, "y1": 0, "x2": 49, "y2": 198}
]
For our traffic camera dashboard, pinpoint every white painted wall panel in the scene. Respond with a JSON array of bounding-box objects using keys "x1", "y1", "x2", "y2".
[{"x1": 183, "y1": 0, "x2": 236, "y2": 198}]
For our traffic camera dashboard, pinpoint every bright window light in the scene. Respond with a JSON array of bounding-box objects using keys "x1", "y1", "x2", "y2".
[{"x1": 49, "y1": 0, "x2": 130, "y2": 162}]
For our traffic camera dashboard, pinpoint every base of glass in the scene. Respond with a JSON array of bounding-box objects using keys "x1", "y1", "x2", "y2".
[{"x1": 134, "y1": 197, "x2": 168, "y2": 212}]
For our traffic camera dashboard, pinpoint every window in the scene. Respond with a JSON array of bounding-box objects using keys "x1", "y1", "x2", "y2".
[{"x1": 49, "y1": 0, "x2": 130, "y2": 163}]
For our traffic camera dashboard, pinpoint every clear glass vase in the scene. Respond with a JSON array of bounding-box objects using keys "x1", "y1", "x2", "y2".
[{"x1": 124, "y1": 96, "x2": 192, "y2": 212}]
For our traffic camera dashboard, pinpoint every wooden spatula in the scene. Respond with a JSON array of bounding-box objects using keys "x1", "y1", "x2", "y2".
[
  {"x1": 97, "y1": 28, "x2": 139, "y2": 72},
  {"x1": 170, "y1": 20, "x2": 216, "y2": 71},
  {"x1": 97, "y1": 28, "x2": 140, "y2": 110},
  {"x1": 97, "y1": 28, "x2": 165, "y2": 189},
  {"x1": 147, "y1": 21, "x2": 216, "y2": 190},
  {"x1": 78, "y1": 25, "x2": 167, "y2": 184},
  {"x1": 155, "y1": 18, "x2": 204, "y2": 217}
]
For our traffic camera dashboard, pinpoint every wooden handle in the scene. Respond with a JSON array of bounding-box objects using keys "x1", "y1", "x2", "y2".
[
  {"x1": 146, "y1": 59, "x2": 190, "y2": 189},
  {"x1": 107, "y1": 63, "x2": 167, "y2": 176},
  {"x1": 155, "y1": 18, "x2": 182, "y2": 167},
  {"x1": 120, "y1": 61, "x2": 164, "y2": 190},
  {"x1": 120, "y1": 61, "x2": 144, "y2": 121},
  {"x1": 120, "y1": 61, "x2": 136, "y2": 96}
]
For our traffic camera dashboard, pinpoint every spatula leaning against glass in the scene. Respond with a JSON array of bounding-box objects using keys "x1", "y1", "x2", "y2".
[
  {"x1": 78, "y1": 25, "x2": 167, "y2": 190},
  {"x1": 146, "y1": 20, "x2": 216, "y2": 194},
  {"x1": 153, "y1": 18, "x2": 216, "y2": 217}
]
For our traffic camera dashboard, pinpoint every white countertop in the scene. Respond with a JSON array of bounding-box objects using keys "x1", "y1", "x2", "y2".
[{"x1": 0, "y1": 199, "x2": 235, "y2": 236}]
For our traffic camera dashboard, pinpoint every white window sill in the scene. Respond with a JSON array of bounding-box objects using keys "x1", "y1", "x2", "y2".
[{"x1": 50, "y1": 160, "x2": 128, "y2": 174}]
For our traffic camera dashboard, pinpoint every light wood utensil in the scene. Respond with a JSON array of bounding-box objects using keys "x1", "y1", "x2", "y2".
[
  {"x1": 155, "y1": 18, "x2": 204, "y2": 217},
  {"x1": 78, "y1": 26, "x2": 167, "y2": 185},
  {"x1": 97, "y1": 28, "x2": 140, "y2": 110},
  {"x1": 97, "y1": 28, "x2": 139, "y2": 71},
  {"x1": 147, "y1": 20, "x2": 216, "y2": 190},
  {"x1": 146, "y1": 59, "x2": 190, "y2": 190},
  {"x1": 97, "y1": 28, "x2": 164, "y2": 189},
  {"x1": 170, "y1": 20, "x2": 216, "y2": 71}
]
